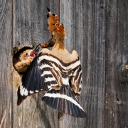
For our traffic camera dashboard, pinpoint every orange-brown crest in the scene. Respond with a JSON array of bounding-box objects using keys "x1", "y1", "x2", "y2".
[{"x1": 47, "y1": 10, "x2": 65, "y2": 39}]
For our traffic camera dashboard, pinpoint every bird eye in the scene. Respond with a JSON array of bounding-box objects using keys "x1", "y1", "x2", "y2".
[{"x1": 25, "y1": 53, "x2": 28, "y2": 56}]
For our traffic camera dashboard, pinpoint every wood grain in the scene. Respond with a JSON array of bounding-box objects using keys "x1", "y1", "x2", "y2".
[
  {"x1": 12, "y1": 0, "x2": 58, "y2": 128},
  {"x1": 0, "y1": 0, "x2": 13, "y2": 128},
  {"x1": 106, "y1": 0, "x2": 128, "y2": 127},
  {"x1": 0, "y1": 0, "x2": 128, "y2": 128},
  {"x1": 59, "y1": 0, "x2": 105, "y2": 128}
]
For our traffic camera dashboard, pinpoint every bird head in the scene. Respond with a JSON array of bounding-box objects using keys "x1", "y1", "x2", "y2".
[
  {"x1": 13, "y1": 46, "x2": 36, "y2": 74},
  {"x1": 47, "y1": 7, "x2": 65, "y2": 41},
  {"x1": 19, "y1": 49, "x2": 35, "y2": 61}
]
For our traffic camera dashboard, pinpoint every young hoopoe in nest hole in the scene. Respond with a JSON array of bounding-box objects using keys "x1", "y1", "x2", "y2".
[
  {"x1": 13, "y1": 47, "x2": 35, "y2": 74},
  {"x1": 17, "y1": 8, "x2": 86, "y2": 118}
]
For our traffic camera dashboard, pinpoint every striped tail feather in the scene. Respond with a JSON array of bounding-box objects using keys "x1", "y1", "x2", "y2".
[{"x1": 42, "y1": 85, "x2": 86, "y2": 118}]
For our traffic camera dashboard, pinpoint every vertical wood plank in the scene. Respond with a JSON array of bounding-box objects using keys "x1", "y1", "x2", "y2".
[
  {"x1": 13, "y1": 1, "x2": 58, "y2": 128},
  {"x1": 60, "y1": 0, "x2": 105, "y2": 128},
  {"x1": 2, "y1": 0, "x2": 128, "y2": 127},
  {"x1": 0, "y1": 0, "x2": 13, "y2": 128},
  {"x1": 106, "y1": 0, "x2": 128, "y2": 127}
]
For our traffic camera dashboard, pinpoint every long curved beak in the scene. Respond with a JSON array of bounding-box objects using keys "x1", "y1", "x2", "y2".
[
  {"x1": 34, "y1": 44, "x2": 40, "y2": 51},
  {"x1": 30, "y1": 44, "x2": 40, "y2": 57}
]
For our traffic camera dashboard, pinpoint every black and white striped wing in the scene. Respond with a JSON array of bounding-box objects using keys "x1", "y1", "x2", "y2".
[
  {"x1": 40, "y1": 55, "x2": 86, "y2": 118},
  {"x1": 17, "y1": 53, "x2": 86, "y2": 118},
  {"x1": 17, "y1": 54, "x2": 58, "y2": 105},
  {"x1": 42, "y1": 86, "x2": 86, "y2": 118},
  {"x1": 70, "y1": 64, "x2": 82, "y2": 97}
]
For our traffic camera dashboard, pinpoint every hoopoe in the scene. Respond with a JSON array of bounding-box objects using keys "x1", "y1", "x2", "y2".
[
  {"x1": 17, "y1": 8, "x2": 86, "y2": 118},
  {"x1": 13, "y1": 47, "x2": 35, "y2": 74},
  {"x1": 13, "y1": 39, "x2": 55, "y2": 74}
]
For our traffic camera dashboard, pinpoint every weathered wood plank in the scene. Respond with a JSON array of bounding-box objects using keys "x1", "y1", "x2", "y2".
[
  {"x1": 12, "y1": 1, "x2": 58, "y2": 128},
  {"x1": 60, "y1": 0, "x2": 105, "y2": 128},
  {"x1": 0, "y1": 0, "x2": 13, "y2": 128},
  {"x1": 1, "y1": 0, "x2": 128, "y2": 128},
  {"x1": 106, "y1": 0, "x2": 128, "y2": 127}
]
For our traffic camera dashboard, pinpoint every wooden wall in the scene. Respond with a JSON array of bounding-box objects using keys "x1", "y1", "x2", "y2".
[{"x1": 0, "y1": 0, "x2": 128, "y2": 128}]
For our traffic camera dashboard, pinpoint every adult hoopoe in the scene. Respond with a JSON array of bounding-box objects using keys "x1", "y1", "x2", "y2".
[{"x1": 17, "y1": 8, "x2": 86, "y2": 118}]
